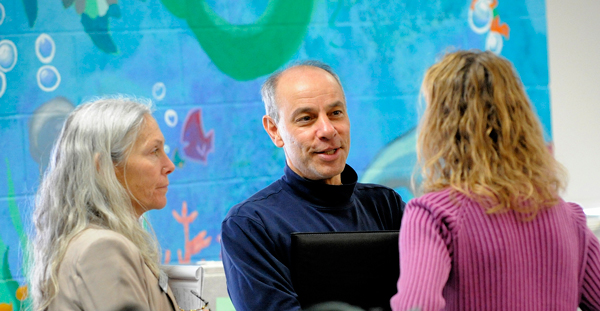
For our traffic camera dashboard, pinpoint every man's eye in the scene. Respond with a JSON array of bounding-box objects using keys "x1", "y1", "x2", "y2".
[{"x1": 296, "y1": 116, "x2": 311, "y2": 122}]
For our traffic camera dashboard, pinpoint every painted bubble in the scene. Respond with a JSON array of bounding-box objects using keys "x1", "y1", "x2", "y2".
[
  {"x1": 164, "y1": 144, "x2": 171, "y2": 155},
  {"x1": 485, "y1": 31, "x2": 504, "y2": 54},
  {"x1": 153, "y1": 82, "x2": 166, "y2": 101},
  {"x1": 0, "y1": 40, "x2": 18, "y2": 72},
  {"x1": 165, "y1": 109, "x2": 178, "y2": 128},
  {"x1": 468, "y1": 0, "x2": 493, "y2": 34},
  {"x1": 0, "y1": 3, "x2": 5, "y2": 26},
  {"x1": 0, "y1": 72, "x2": 6, "y2": 98},
  {"x1": 37, "y1": 65, "x2": 61, "y2": 92},
  {"x1": 36, "y1": 34, "x2": 56, "y2": 64}
]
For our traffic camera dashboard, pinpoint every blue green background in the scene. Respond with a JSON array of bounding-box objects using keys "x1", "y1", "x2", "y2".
[{"x1": 0, "y1": 0, "x2": 551, "y2": 307}]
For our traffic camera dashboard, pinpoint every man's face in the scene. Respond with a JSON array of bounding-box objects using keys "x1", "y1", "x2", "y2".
[{"x1": 263, "y1": 66, "x2": 350, "y2": 185}]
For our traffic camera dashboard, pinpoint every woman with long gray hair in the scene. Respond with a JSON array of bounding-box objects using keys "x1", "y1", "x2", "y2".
[{"x1": 30, "y1": 96, "x2": 178, "y2": 310}]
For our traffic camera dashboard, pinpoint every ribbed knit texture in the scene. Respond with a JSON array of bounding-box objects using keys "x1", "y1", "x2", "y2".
[{"x1": 391, "y1": 188, "x2": 600, "y2": 311}]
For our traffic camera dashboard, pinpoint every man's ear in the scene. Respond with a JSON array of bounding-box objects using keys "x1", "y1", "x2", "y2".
[{"x1": 262, "y1": 115, "x2": 284, "y2": 148}]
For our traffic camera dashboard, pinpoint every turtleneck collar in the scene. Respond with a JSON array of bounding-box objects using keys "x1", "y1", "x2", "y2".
[{"x1": 281, "y1": 164, "x2": 358, "y2": 208}]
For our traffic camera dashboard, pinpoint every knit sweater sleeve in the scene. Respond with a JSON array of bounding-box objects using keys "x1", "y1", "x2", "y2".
[
  {"x1": 390, "y1": 195, "x2": 453, "y2": 311},
  {"x1": 578, "y1": 205, "x2": 600, "y2": 310}
]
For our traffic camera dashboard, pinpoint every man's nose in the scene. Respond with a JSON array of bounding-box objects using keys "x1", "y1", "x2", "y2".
[{"x1": 316, "y1": 116, "x2": 336, "y2": 139}]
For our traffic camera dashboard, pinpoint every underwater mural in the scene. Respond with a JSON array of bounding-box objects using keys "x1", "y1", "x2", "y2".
[{"x1": 0, "y1": 0, "x2": 551, "y2": 307}]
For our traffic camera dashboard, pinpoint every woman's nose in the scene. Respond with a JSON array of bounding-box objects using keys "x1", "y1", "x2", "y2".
[{"x1": 163, "y1": 156, "x2": 175, "y2": 175}]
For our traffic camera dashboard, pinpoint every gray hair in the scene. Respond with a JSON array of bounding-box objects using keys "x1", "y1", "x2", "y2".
[
  {"x1": 261, "y1": 60, "x2": 345, "y2": 124},
  {"x1": 30, "y1": 95, "x2": 162, "y2": 310}
]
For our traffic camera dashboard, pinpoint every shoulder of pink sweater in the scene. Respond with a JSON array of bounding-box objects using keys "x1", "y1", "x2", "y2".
[
  {"x1": 406, "y1": 188, "x2": 471, "y2": 228},
  {"x1": 409, "y1": 188, "x2": 470, "y2": 212},
  {"x1": 560, "y1": 199, "x2": 588, "y2": 227},
  {"x1": 403, "y1": 189, "x2": 471, "y2": 246}
]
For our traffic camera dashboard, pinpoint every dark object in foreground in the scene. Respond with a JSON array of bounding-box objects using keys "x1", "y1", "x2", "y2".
[{"x1": 291, "y1": 231, "x2": 400, "y2": 311}]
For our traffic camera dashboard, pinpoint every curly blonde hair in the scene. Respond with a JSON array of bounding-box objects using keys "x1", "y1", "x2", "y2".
[{"x1": 418, "y1": 50, "x2": 565, "y2": 218}]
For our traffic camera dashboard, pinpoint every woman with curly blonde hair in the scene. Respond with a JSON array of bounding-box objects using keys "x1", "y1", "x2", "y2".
[{"x1": 391, "y1": 50, "x2": 600, "y2": 310}]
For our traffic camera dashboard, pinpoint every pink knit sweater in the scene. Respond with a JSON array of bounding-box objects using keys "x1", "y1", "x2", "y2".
[{"x1": 391, "y1": 188, "x2": 600, "y2": 311}]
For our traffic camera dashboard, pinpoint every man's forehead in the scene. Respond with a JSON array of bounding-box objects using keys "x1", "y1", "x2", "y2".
[
  {"x1": 279, "y1": 65, "x2": 338, "y2": 84},
  {"x1": 289, "y1": 100, "x2": 343, "y2": 116},
  {"x1": 278, "y1": 87, "x2": 345, "y2": 111},
  {"x1": 276, "y1": 68, "x2": 343, "y2": 98}
]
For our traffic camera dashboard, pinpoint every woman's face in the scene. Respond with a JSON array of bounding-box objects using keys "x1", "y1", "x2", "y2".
[{"x1": 116, "y1": 115, "x2": 175, "y2": 217}]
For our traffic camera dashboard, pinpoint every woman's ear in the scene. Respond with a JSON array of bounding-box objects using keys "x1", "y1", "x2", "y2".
[{"x1": 94, "y1": 153, "x2": 101, "y2": 172}]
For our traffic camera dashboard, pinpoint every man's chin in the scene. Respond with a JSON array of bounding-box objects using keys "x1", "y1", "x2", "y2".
[{"x1": 312, "y1": 167, "x2": 346, "y2": 184}]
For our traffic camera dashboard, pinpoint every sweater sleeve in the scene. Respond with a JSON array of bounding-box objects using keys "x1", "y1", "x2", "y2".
[
  {"x1": 390, "y1": 200, "x2": 452, "y2": 311},
  {"x1": 580, "y1": 226, "x2": 600, "y2": 310},
  {"x1": 221, "y1": 215, "x2": 301, "y2": 311}
]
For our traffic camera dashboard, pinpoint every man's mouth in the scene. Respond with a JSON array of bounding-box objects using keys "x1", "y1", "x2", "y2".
[{"x1": 318, "y1": 148, "x2": 338, "y2": 155}]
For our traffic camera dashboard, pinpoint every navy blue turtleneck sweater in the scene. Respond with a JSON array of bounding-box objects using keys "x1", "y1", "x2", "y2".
[{"x1": 221, "y1": 164, "x2": 405, "y2": 311}]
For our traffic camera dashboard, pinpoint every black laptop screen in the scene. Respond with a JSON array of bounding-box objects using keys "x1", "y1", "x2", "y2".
[{"x1": 291, "y1": 231, "x2": 400, "y2": 311}]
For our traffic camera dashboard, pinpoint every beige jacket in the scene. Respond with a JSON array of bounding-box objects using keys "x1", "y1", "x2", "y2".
[{"x1": 48, "y1": 228, "x2": 178, "y2": 311}]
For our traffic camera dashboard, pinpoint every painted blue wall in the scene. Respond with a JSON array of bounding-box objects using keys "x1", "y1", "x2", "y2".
[{"x1": 0, "y1": 0, "x2": 550, "y2": 307}]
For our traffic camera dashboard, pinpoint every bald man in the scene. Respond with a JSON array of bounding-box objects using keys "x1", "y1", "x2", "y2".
[{"x1": 221, "y1": 61, "x2": 405, "y2": 311}]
